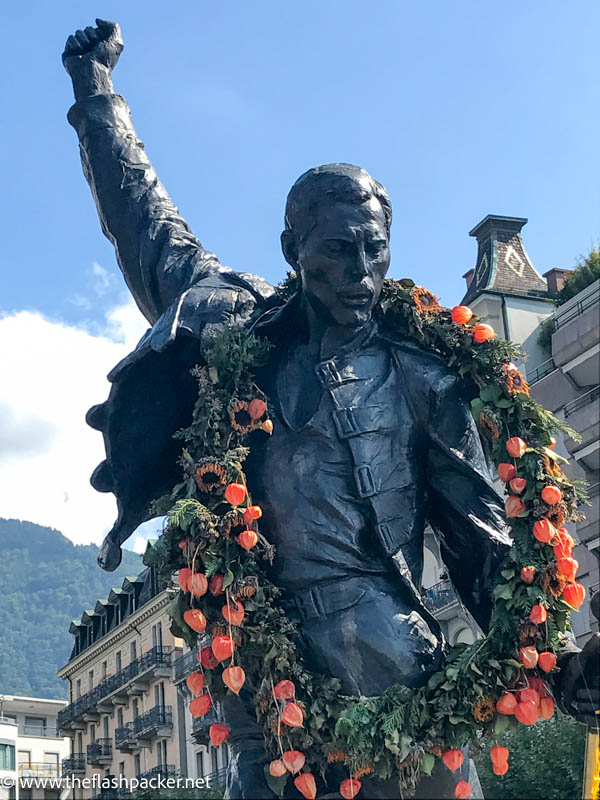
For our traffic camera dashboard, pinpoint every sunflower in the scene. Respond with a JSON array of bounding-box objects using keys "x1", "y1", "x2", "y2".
[
  {"x1": 220, "y1": 510, "x2": 247, "y2": 541},
  {"x1": 230, "y1": 400, "x2": 254, "y2": 435},
  {"x1": 504, "y1": 365, "x2": 530, "y2": 396},
  {"x1": 473, "y1": 696, "x2": 496, "y2": 722},
  {"x1": 353, "y1": 766, "x2": 374, "y2": 780},
  {"x1": 327, "y1": 750, "x2": 347, "y2": 764},
  {"x1": 518, "y1": 620, "x2": 539, "y2": 645},
  {"x1": 195, "y1": 459, "x2": 227, "y2": 493},
  {"x1": 411, "y1": 286, "x2": 442, "y2": 314},
  {"x1": 479, "y1": 409, "x2": 501, "y2": 442},
  {"x1": 541, "y1": 564, "x2": 568, "y2": 598},
  {"x1": 546, "y1": 502, "x2": 566, "y2": 528}
]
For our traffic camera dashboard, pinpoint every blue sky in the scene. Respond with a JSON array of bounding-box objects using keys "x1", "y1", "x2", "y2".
[{"x1": 1, "y1": 0, "x2": 598, "y2": 546}]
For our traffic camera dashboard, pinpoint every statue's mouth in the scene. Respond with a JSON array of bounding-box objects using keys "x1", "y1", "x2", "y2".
[{"x1": 337, "y1": 288, "x2": 373, "y2": 308}]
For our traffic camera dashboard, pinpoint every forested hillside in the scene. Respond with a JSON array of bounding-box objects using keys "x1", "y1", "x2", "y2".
[{"x1": 0, "y1": 518, "x2": 141, "y2": 698}]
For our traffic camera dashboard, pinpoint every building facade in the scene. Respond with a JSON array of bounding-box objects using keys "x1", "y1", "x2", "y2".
[
  {"x1": 56, "y1": 557, "x2": 228, "y2": 799},
  {"x1": 0, "y1": 694, "x2": 70, "y2": 800}
]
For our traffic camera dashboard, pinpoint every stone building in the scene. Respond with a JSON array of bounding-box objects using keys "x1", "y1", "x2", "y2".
[
  {"x1": 0, "y1": 694, "x2": 71, "y2": 800},
  {"x1": 423, "y1": 214, "x2": 599, "y2": 646},
  {"x1": 56, "y1": 554, "x2": 228, "y2": 799}
]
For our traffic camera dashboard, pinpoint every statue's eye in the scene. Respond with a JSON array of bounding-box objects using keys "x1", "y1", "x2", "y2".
[{"x1": 324, "y1": 239, "x2": 348, "y2": 256}]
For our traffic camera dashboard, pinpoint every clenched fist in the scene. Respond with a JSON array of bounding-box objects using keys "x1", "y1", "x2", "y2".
[{"x1": 62, "y1": 19, "x2": 123, "y2": 100}]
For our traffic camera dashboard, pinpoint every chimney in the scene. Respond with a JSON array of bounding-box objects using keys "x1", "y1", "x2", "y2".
[
  {"x1": 463, "y1": 269, "x2": 475, "y2": 289},
  {"x1": 543, "y1": 268, "x2": 571, "y2": 295}
]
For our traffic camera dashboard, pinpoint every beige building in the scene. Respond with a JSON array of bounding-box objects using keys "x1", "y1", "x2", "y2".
[
  {"x1": 56, "y1": 556, "x2": 229, "y2": 799},
  {"x1": 0, "y1": 694, "x2": 70, "y2": 800}
]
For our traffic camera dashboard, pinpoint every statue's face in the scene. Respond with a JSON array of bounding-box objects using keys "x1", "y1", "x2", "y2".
[{"x1": 295, "y1": 197, "x2": 390, "y2": 328}]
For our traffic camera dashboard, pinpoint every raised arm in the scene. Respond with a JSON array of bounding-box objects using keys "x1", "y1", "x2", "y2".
[{"x1": 62, "y1": 20, "x2": 263, "y2": 324}]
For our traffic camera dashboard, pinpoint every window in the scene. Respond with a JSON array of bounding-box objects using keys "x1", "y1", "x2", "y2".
[
  {"x1": 151, "y1": 622, "x2": 163, "y2": 649},
  {"x1": 76, "y1": 732, "x2": 83, "y2": 755},
  {"x1": 18, "y1": 750, "x2": 31, "y2": 768},
  {"x1": 90, "y1": 724, "x2": 96, "y2": 743},
  {"x1": 132, "y1": 699, "x2": 139, "y2": 719},
  {"x1": 119, "y1": 761, "x2": 125, "y2": 776},
  {"x1": 75, "y1": 679, "x2": 81, "y2": 699},
  {"x1": 134, "y1": 754, "x2": 141, "y2": 776},
  {"x1": 101, "y1": 661, "x2": 107, "y2": 681},
  {"x1": 153, "y1": 682, "x2": 165, "y2": 709},
  {"x1": 157, "y1": 740, "x2": 167, "y2": 766},
  {"x1": 103, "y1": 716, "x2": 109, "y2": 739},
  {"x1": 196, "y1": 750, "x2": 205, "y2": 779},
  {"x1": 43, "y1": 753, "x2": 59, "y2": 776},
  {"x1": 0, "y1": 743, "x2": 15, "y2": 770},
  {"x1": 130, "y1": 640, "x2": 137, "y2": 663},
  {"x1": 1, "y1": 714, "x2": 16, "y2": 724},
  {"x1": 115, "y1": 651, "x2": 122, "y2": 673},
  {"x1": 210, "y1": 745, "x2": 218, "y2": 774},
  {"x1": 24, "y1": 716, "x2": 46, "y2": 737},
  {"x1": 88, "y1": 670, "x2": 94, "y2": 692},
  {"x1": 117, "y1": 708, "x2": 124, "y2": 729}
]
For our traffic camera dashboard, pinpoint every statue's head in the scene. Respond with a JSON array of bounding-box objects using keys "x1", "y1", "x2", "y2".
[{"x1": 281, "y1": 163, "x2": 391, "y2": 328}]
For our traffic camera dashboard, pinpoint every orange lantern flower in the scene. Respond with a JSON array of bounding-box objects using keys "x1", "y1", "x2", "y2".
[
  {"x1": 178, "y1": 539, "x2": 189, "y2": 550},
  {"x1": 541, "y1": 485, "x2": 562, "y2": 505},
  {"x1": 473, "y1": 324, "x2": 496, "y2": 343},
  {"x1": 261, "y1": 419, "x2": 274, "y2": 435},
  {"x1": 554, "y1": 529, "x2": 574, "y2": 559},
  {"x1": 224, "y1": 482, "x2": 246, "y2": 506},
  {"x1": 340, "y1": 777, "x2": 362, "y2": 799},
  {"x1": 248, "y1": 398, "x2": 268, "y2": 420},
  {"x1": 498, "y1": 463, "x2": 517, "y2": 482},
  {"x1": 557, "y1": 556, "x2": 578, "y2": 583},
  {"x1": 222, "y1": 602, "x2": 245, "y2": 626},
  {"x1": 190, "y1": 572, "x2": 208, "y2": 597},
  {"x1": 294, "y1": 773, "x2": 316, "y2": 800},
  {"x1": 222, "y1": 665, "x2": 246, "y2": 694},
  {"x1": 509, "y1": 477, "x2": 527, "y2": 494},
  {"x1": 529, "y1": 604, "x2": 547, "y2": 625},
  {"x1": 282, "y1": 702, "x2": 304, "y2": 728},
  {"x1": 209, "y1": 723, "x2": 230, "y2": 747},
  {"x1": 496, "y1": 692, "x2": 518, "y2": 715},
  {"x1": 178, "y1": 568, "x2": 192, "y2": 593},
  {"x1": 243, "y1": 505, "x2": 262, "y2": 524},
  {"x1": 533, "y1": 519, "x2": 555, "y2": 543},
  {"x1": 490, "y1": 745, "x2": 509, "y2": 776},
  {"x1": 199, "y1": 646, "x2": 218, "y2": 670},
  {"x1": 539, "y1": 696, "x2": 555, "y2": 720},
  {"x1": 538, "y1": 652, "x2": 557, "y2": 673},
  {"x1": 527, "y1": 676, "x2": 547, "y2": 697},
  {"x1": 183, "y1": 609, "x2": 207, "y2": 634},
  {"x1": 442, "y1": 749, "x2": 464, "y2": 772},
  {"x1": 520, "y1": 566, "x2": 536, "y2": 584},
  {"x1": 506, "y1": 437, "x2": 527, "y2": 458},
  {"x1": 273, "y1": 680, "x2": 296, "y2": 699},
  {"x1": 514, "y1": 700, "x2": 538, "y2": 726},
  {"x1": 189, "y1": 695, "x2": 211, "y2": 717},
  {"x1": 451, "y1": 305, "x2": 473, "y2": 325},
  {"x1": 454, "y1": 780, "x2": 472, "y2": 799},
  {"x1": 505, "y1": 496, "x2": 526, "y2": 518},
  {"x1": 269, "y1": 760, "x2": 286, "y2": 777},
  {"x1": 238, "y1": 529, "x2": 259, "y2": 551},
  {"x1": 519, "y1": 646, "x2": 539, "y2": 669},
  {"x1": 519, "y1": 688, "x2": 540, "y2": 708},
  {"x1": 212, "y1": 635, "x2": 236, "y2": 662},
  {"x1": 208, "y1": 574, "x2": 225, "y2": 596},
  {"x1": 282, "y1": 750, "x2": 305, "y2": 774},
  {"x1": 563, "y1": 582, "x2": 586, "y2": 609},
  {"x1": 185, "y1": 672, "x2": 205, "y2": 696}
]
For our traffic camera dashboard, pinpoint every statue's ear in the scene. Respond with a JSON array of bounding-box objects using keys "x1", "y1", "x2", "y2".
[{"x1": 281, "y1": 229, "x2": 299, "y2": 270}]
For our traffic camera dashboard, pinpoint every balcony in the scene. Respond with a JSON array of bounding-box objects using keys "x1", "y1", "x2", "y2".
[
  {"x1": 173, "y1": 646, "x2": 200, "y2": 684},
  {"x1": 204, "y1": 768, "x2": 228, "y2": 789},
  {"x1": 551, "y1": 282, "x2": 599, "y2": 384},
  {"x1": 528, "y1": 358, "x2": 581, "y2": 413},
  {"x1": 115, "y1": 722, "x2": 136, "y2": 752},
  {"x1": 577, "y1": 482, "x2": 600, "y2": 545},
  {"x1": 62, "y1": 753, "x2": 86, "y2": 775},
  {"x1": 133, "y1": 705, "x2": 173, "y2": 740},
  {"x1": 564, "y1": 386, "x2": 600, "y2": 454},
  {"x1": 18, "y1": 762, "x2": 60, "y2": 778},
  {"x1": 58, "y1": 647, "x2": 173, "y2": 730},
  {"x1": 423, "y1": 580, "x2": 460, "y2": 618},
  {"x1": 192, "y1": 708, "x2": 219, "y2": 746},
  {"x1": 87, "y1": 738, "x2": 113, "y2": 766},
  {"x1": 19, "y1": 723, "x2": 60, "y2": 738},
  {"x1": 135, "y1": 764, "x2": 177, "y2": 794}
]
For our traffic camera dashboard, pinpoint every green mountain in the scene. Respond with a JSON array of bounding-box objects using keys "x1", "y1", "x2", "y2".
[{"x1": 0, "y1": 518, "x2": 142, "y2": 699}]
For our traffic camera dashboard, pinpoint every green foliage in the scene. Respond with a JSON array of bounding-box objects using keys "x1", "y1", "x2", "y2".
[
  {"x1": 554, "y1": 246, "x2": 600, "y2": 305},
  {"x1": 473, "y1": 712, "x2": 586, "y2": 799},
  {"x1": 0, "y1": 518, "x2": 141, "y2": 698},
  {"x1": 537, "y1": 316, "x2": 553, "y2": 353}
]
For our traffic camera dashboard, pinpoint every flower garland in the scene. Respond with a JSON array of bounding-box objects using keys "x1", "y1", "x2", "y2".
[{"x1": 145, "y1": 278, "x2": 587, "y2": 800}]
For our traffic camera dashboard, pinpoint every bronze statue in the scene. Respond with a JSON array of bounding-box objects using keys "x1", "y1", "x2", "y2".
[{"x1": 62, "y1": 20, "x2": 599, "y2": 799}]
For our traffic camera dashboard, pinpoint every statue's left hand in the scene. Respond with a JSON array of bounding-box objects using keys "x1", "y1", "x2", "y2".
[{"x1": 557, "y1": 633, "x2": 600, "y2": 727}]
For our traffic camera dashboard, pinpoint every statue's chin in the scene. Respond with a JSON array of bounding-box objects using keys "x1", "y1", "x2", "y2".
[{"x1": 98, "y1": 538, "x2": 123, "y2": 572}]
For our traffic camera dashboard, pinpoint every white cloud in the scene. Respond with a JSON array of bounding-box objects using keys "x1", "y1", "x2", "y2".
[{"x1": 0, "y1": 300, "x2": 149, "y2": 547}]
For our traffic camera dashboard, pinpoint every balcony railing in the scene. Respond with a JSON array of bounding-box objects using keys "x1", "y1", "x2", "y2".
[
  {"x1": 62, "y1": 753, "x2": 86, "y2": 774},
  {"x1": 58, "y1": 646, "x2": 172, "y2": 728},
  {"x1": 18, "y1": 762, "x2": 59, "y2": 778},
  {"x1": 527, "y1": 357, "x2": 557, "y2": 385},
  {"x1": 564, "y1": 385, "x2": 600, "y2": 418},
  {"x1": 552, "y1": 284, "x2": 600, "y2": 332},
  {"x1": 19, "y1": 723, "x2": 60, "y2": 737},
  {"x1": 173, "y1": 646, "x2": 200, "y2": 683},
  {"x1": 204, "y1": 768, "x2": 228, "y2": 788},
  {"x1": 115, "y1": 722, "x2": 136, "y2": 749},
  {"x1": 423, "y1": 580, "x2": 459, "y2": 614},
  {"x1": 87, "y1": 738, "x2": 113, "y2": 764},
  {"x1": 133, "y1": 705, "x2": 173, "y2": 738},
  {"x1": 137, "y1": 764, "x2": 177, "y2": 787}
]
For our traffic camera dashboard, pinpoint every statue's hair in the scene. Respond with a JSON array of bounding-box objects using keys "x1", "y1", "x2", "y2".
[{"x1": 284, "y1": 163, "x2": 392, "y2": 242}]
